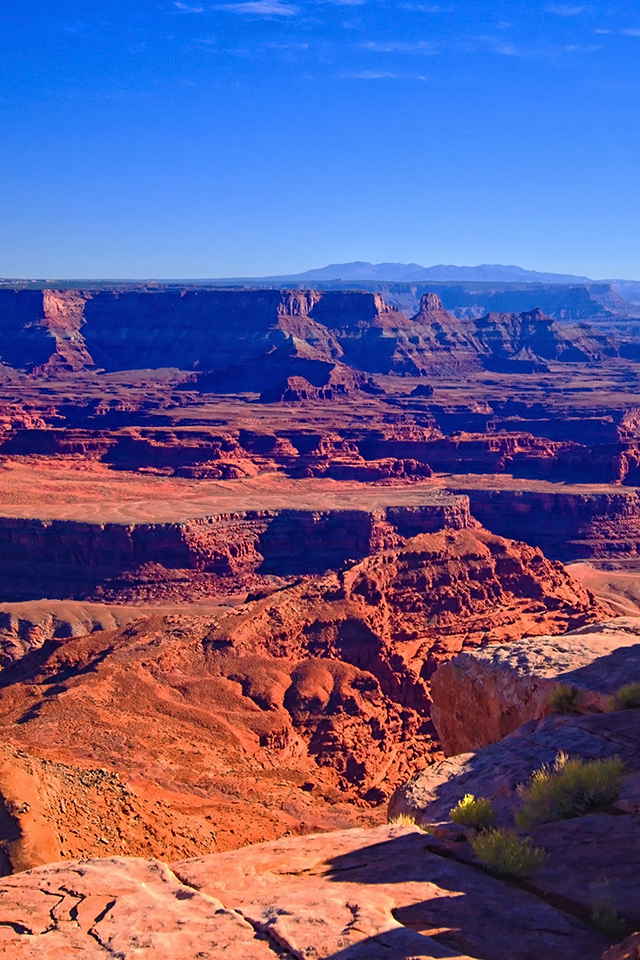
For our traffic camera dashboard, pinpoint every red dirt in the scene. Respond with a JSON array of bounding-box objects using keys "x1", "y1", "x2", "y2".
[{"x1": 0, "y1": 527, "x2": 603, "y2": 870}]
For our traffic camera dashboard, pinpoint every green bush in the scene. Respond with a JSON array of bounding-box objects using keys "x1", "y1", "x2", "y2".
[
  {"x1": 471, "y1": 829, "x2": 547, "y2": 877},
  {"x1": 389, "y1": 813, "x2": 429, "y2": 832},
  {"x1": 449, "y1": 793, "x2": 496, "y2": 832},
  {"x1": 548, "y1": 684, "x2": 580, "y2": 714},
  {"x1": 609, "y1": 682, "x2": 640, "y2": 711},
  {"x1": 590, "y1": 891, "x2": 627, "y2": 940},
  {"x1": 516, "y1": 753, "x2": 624, "y2": 826}
]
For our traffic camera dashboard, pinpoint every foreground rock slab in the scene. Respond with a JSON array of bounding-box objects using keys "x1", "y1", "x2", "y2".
[
  {"x1": 174, "y1": 824, "x2": 607, "y2": 960},
  {"x1": 0, "y1": 824, "x2": 608, "y2": 959},
  {"x1": 390, "y1": 710, "x2": 640, "y2": 825},
  {"x1": 0, "y1": 856, "x2": 277, "y2": 959},
  {"x1": 390, "y1": 711, "x2": 640, "y2": 930},
  {"x1": 430, "y1": 619, "x2": 640, "y2": 754}
]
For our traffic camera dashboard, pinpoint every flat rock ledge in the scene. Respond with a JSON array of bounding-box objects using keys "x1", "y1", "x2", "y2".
[
  {"x1": 389, "y1": 710, "x2": 640, "y2": 942},
  {"x1": 0, "y1": 823, "x2": 613, "y2": 960},
  {"x1": 430, "y1": 617, "x2": 640, "y2": 755}
]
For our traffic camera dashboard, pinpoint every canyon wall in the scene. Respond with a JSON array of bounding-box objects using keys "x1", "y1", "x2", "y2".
[
  {"x1": 6, "y1": 422, "x2": 640, "y2": 484},
  {"x1": 0, "y1": 496, "x2": 472, "y2": 600},
  {"x1": 455, "y1": 487, "x2": 640, "y2": 560},
  {"x1": 307, "y1": 279, "x2": 640, "y2": 321},
  {"x1": 0, "y1": 287, "x2": 623, "y2": 382}
]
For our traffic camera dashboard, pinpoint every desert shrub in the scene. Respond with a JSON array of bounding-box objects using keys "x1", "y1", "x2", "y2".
[
  {"x1": 388, "y1": 813, "x2": 429, "y2": 832},
  {"x1": 471, "y1": 829, "x2": 547, "y2": 877},
  {"x1": 449, "y1": 793, "x2": 496, "y2": 832},
  {"x1": 590, "y1": 889, "x2": 627, "y2": 940},
  {"x1": 516, "y1": 753, "x2": 624, "y2": 826},
  {"x1": 609, "y1": 682, "x2": 640, "y2": 711},
  {"x1": 549, "y1": 684, "x2": 580, "y2": 714}
]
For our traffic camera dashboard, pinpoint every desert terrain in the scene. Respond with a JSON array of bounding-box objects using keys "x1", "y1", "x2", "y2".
[{"x1": 0, "y1": 285, "x2": 639, "y2": 958}]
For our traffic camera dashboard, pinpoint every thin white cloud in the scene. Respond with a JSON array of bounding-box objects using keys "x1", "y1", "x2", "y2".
[
  {"x1": 175, "y1": 1, "x2": 205, "y2": 11},
  {"x1": 545, "y1": 4, "x2": 587, "y2": 15},
  {"x1": 493, "y1": 41, "x2": 529, "y2": 56},
  {"x1": 397, "y1": 3, "x2": 452, "y2": 10},
  {"x1": 474, "y1": 35, "x2": 532, "y2": 57},
  {"x1": 214, "y1": 0, "x2": 298, "y2": 14},
  {"x1": 623, "y1": 28, "x2": 640, "y2": 36},
  {"x1": 341, "y1": 70, "x2": 428, "y2": 79},
  {"x1": 361, "y1": 40, "x2": 437, "y2": 53}
]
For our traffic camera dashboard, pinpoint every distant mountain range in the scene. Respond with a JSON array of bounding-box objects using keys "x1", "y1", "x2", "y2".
[{"x1": 264, "y1": 262, "x2": 594, "y2": 284}]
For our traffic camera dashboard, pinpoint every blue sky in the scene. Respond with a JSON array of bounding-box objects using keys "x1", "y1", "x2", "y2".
[{"x1": 1, "y1": 1, "x2": 639, "y2": 278}]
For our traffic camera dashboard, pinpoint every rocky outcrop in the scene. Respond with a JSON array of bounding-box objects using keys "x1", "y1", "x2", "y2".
[
  {"x1": 389, "y1": 710, "x2": 640, "y2": 943},
  {"x1": 0, "y1": 495, "x2": 469, "y2": 600},
  {"x1": 306, "y1": 278, "x2": 640, "y2": 321},
  {"x1": 0, "y1": 287, "x2": 622, "y2": 383},
  {"x1": 0, "y1": 823, "x2": 610, "y2": 959},
  {"x1": 389, "y1": 710, "x2": 640, "y2": 823},
  {"x1": 453, "y1": 485, "x2": 640, "y2": 560},
  {"x1": 0, "y1": 600, "x2": 148, "y2": 666},
  {"x1": 0, "y1": 528, "x2": 602, "y2": 865},
  {"x1": 429, "y1": 619, "x2": 640, "y2": 754}
]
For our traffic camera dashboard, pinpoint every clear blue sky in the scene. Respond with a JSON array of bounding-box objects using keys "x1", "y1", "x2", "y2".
[{"x1": 1, "y1": 1, "x2": 639, "y2": 279}]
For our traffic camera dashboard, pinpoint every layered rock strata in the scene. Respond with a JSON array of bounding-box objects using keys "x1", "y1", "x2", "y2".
[
  {"x1": 0, "y1": 495, "x2": 470, "y2": 600},
  {"x1": 453, "y1": 486, "x2": 640, "y2": 560},
  {"x1": 0, "y1": 287, "x2": 621, "y2": 381},
  {"x1": 0, "y1": 528, "x2": 602, "y2": 866}
]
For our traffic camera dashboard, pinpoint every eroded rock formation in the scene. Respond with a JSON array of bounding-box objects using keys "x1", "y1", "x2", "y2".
[
  {"x1": 0, "y1": 527, "x2": 602, "y2": 867},
  {"x1": 0, "y1": 287, "x2": 621, "y2": 382}
]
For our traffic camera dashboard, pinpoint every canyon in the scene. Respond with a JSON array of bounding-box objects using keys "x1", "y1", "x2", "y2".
[{"x1": 0, "y1": 282, "x2": 639, "y2": 958}]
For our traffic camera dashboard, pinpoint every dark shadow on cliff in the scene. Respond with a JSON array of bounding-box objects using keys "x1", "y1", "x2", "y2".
[{"x1": 559, "y1": 642, "x2": 640, "y2": 694}]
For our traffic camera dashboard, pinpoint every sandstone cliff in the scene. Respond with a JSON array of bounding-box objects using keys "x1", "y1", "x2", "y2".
[{"x1": 0, "y1": 287, "x2": 621, "y2": 383}]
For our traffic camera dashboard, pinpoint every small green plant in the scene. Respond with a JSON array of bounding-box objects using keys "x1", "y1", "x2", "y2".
[
  {"x1": 609, "y1": 682, "x2": 640, "y2": 711},
  {"x1": 471, "y1": 829, "x2": 547, "y2": 877},
  {"x1": 590, "y1": 889, "x2": 627, "y2": 940},
  {"x1": 449, "y1": 793, "x2": 496, "y2": 832},
  {"x1": 389, "y1": 813, "x2": 429, "y2": 832},
  {"x1": 548, "y1": 684, "x2": 580, "y2": 714},
  {"x1": 516, "y1": 753, "x2": 624, "y2": 826}
]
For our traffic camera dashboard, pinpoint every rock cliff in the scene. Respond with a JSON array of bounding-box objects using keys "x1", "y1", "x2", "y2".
[
  {"x1": 0, "y1": 495, "x2": 470, "y2": 600},
  {"x1": 453, "y1": 486, "x2": 640, "y2": 560},
  {"x1": 429, "y1": 618, "x2": 640, "y2": 754},
  {"x1": 0, "y1": 287, "x2": 621, "y2": 382}
]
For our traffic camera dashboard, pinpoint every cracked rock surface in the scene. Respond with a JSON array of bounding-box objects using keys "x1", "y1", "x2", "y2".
[{"x1": 0, "y1": 824, "x2": 610, "y2": 959}]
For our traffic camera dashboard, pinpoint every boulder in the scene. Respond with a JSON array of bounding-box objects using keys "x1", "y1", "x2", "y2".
[
  {"x1": 389, "y1": 710, "x2": 640, "y2": 827},
  {"x1": 430, "y1": 618, "x2": 640, "y2": 755}
]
